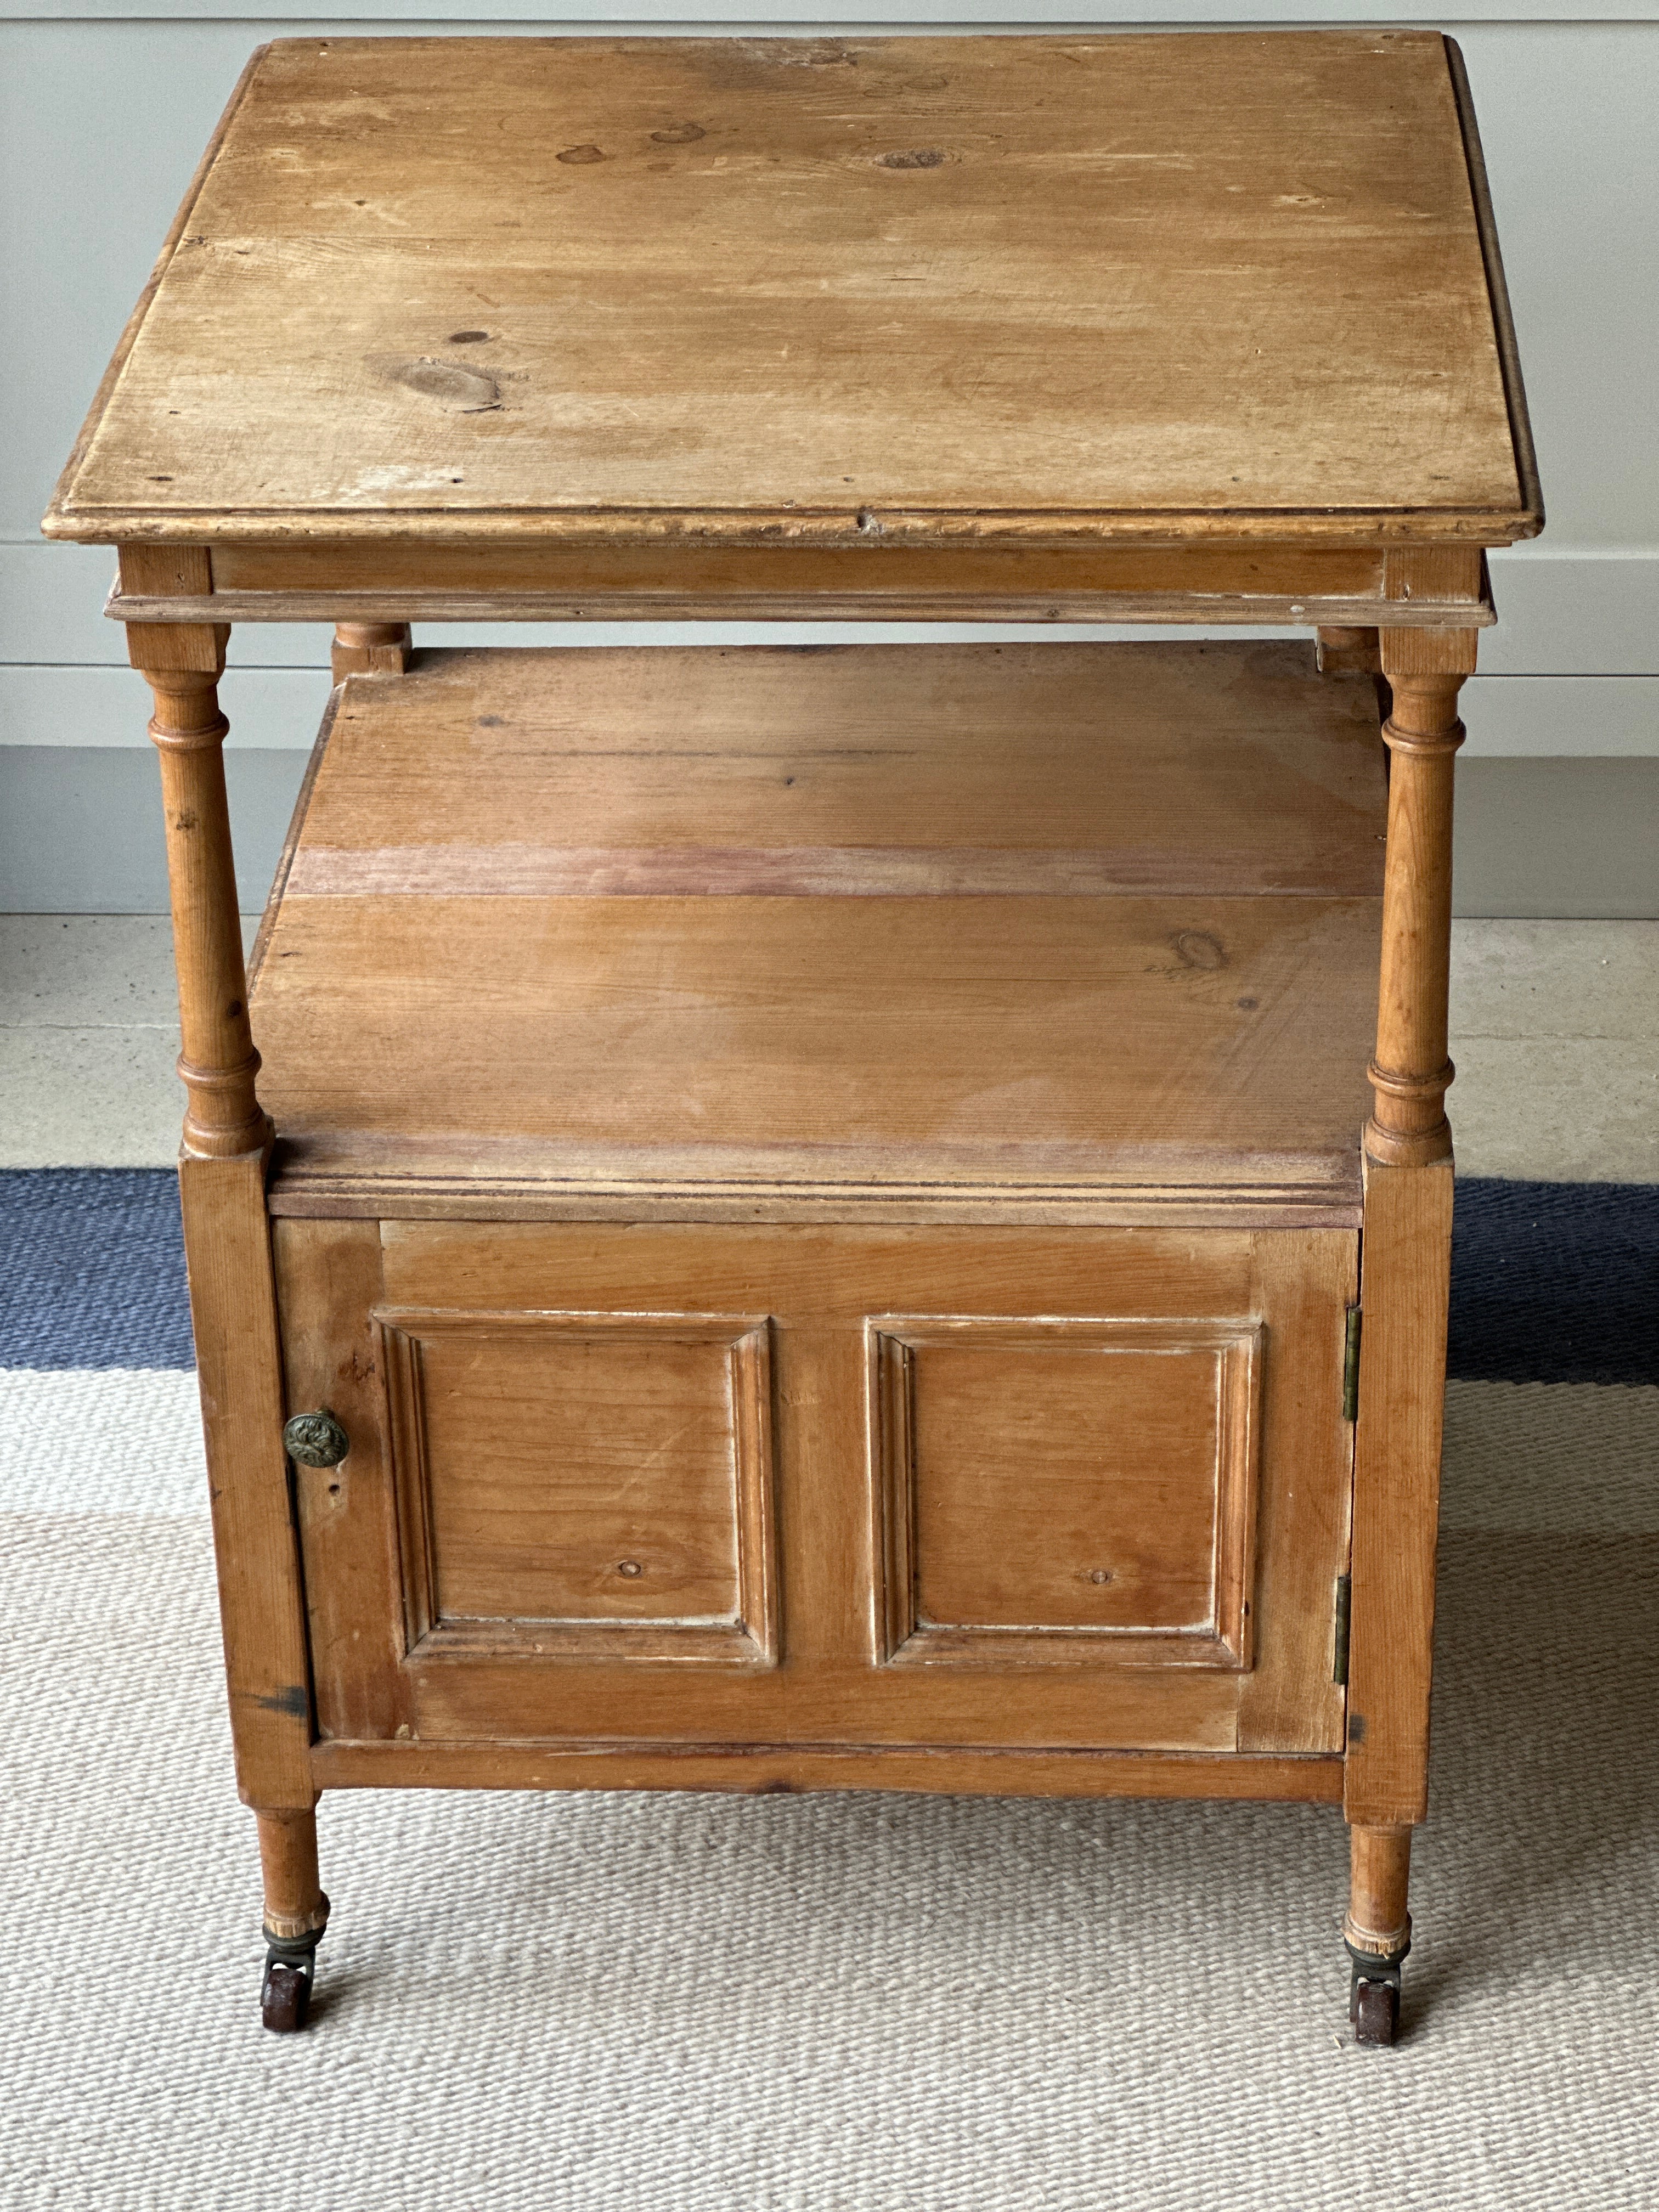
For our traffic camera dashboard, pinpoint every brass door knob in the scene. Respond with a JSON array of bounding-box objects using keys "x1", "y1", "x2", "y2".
[{"x1": 283, "y1": 1410, "x2": 349, "y2": 1468}]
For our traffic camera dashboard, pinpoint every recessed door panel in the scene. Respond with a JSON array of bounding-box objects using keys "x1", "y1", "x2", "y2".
[
  {"x1": 378, "y1": 1310, "x2": 777, "y2": 1666},
  {"x1": 872, "y1": 1320, "x2": 1260, "y2": 1668}
]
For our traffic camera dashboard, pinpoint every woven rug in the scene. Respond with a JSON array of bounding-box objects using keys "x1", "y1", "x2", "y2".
[{"x1": 2, "y1": 1173, "x2": 1655, "y2": 2211}]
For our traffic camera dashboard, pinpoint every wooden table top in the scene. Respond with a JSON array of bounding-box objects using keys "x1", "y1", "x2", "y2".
[{"x1": 46, "y1": 31, "x2": 1539, "y2": 552}]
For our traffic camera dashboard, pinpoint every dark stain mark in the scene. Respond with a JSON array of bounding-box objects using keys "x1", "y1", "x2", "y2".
[
  {"x1": 651, "y1": 121, "x2": 706, "y2": 144},
  {"x1": 387, "y1": 357, "x2": 501, "y2": 411},
  {"x1": 1236, "y1": 996, "x2": 1259, "y2": 1011},
  {"x1": 477, "y1": 714, "x2": 505, "y2": 727},
  {"x1": 448, "y1": 329, "x2": 491, "y2": 343},
  {"x1": 757, "y1": 1777, "x2": 796, "y2": 1794},
  {"x1": 148, "y1": 474, "x2": 173, "y2": 482},
  {"x1": 1173, "y1": 929, "x2": 1227, "y2": 972},
  {"x1": 353, "y1": 199, "x2": 367, "y2": 206},
  {"x1": 225, "y1": 999, "x2": 243, "y2": 1020},
  {"x1": 255, "y1": 1685, "x2": 310, "y2": 1719},
  {"x1": 1347, "y1": 1713, "x2": 1367, "y2": 1745},
  {"x1": 557, "y1": 144, "x2": 608, "y2": 165},
  {"x1": 879, "y1": 148, "x2": 946, "y2": 170},
  {"x1": 328, "y1": 1482, "x2": 341, "y2": 1496},
  {"x1": 173, "y1": 810, "x2": 198, "y2": 832}
]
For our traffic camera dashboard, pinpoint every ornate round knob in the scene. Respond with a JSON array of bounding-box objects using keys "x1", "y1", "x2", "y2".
[{"x1": 283, "y1": 1409, "x2": 349, "y2": 1468}]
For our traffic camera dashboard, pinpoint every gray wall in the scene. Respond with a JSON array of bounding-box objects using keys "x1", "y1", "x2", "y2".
[{"x1": 3, "y1": 11, "x2": 1656, "y2": 913}]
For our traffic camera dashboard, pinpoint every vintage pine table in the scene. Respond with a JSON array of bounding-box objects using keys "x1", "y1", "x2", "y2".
[{"x1": 44, "y1": 31, "x2": 1541, "y2": 2042}]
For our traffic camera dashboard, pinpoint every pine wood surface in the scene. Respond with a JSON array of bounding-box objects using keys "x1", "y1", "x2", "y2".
[
  {"x1": 1343, "y1": 1155, "x2": 1454, "y2": 1825},
  {"x1": 309, "y1": 1741, "x2": 1346, "y2": 1803},
  {"x1": 278, "y1": 1219, "x2": 1355, "y2": 1756},
  {"x1": 46, "y1": 31, "x2": 1538, "y2": 549},
  {"x1": 249, "y1": 642, "x2": 1385, "y2": 1224},
  {"x1": 178, "y1": 1151, "x2": 316, "y2": 1810},
  {"x1": 108, "y1": 540, "x2": 1498, "y2": 629}
]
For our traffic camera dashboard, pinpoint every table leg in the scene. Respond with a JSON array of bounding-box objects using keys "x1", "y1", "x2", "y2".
[
  {"x1": 1316, "y1": 625, "x2": 1381, "y2": 676},
  {"x1": 127, "y1": 620, "x2": 325, "y2": 2028},
  {"x1": 332, "y1": 621, "x2": 412, "y2": 680},
  {"x1": 1340, "y1": 624, "x2": 1476, "y2": 2042},
  {"x1": 258, "y1": 1807, "x2": 330, "y2": 2032}
]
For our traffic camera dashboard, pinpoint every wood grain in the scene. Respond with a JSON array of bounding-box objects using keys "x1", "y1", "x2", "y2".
[
  {"x1": 46, "y1": 33, "x2": 1537, "y2": 548},
  {"x1": 871, "y1": 1318, "x2": 1260, "y2": 1669},
  {"x1": 273, "y1": 1217, "x2": 413, "y2": 1742},
  {"x1": 1342, "y1": 1156, "x2": 1453, "y2": 1825},
  {"x1": 311, "y1": 1739, "x2": 1345, "y2": 1803},
  {"x1": 130, "y1": 622, "x2": 269, "y2": 1157},
  {"x1": 256, "y1": 1808, "x2": 328, "y2": 1940},
  {"x1": 107, "y1": 538, "x2": 1497, "y2": 628},
  {"x1": 376, "y1": 1309, "x2": 778, "y2": 1666},
  {"x1": 267, "y1": 1220, "x2": 1358, "y2": 1756},
  {"x1": 249, "y1": 642, "x2": 1384, "y2": 1223},
  {"x1": 1345, "y1": 1822, "x2": 1413, "y2": 1954},
  {"x1": 1367, "y1": 652, "x2": 1471, "y2": 1166},
  {"x1": 179, "y1": 1150, "x2": 315, "y2": 1808}
]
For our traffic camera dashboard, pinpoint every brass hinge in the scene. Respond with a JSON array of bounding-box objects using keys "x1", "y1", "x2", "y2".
[
  {"x1": 1333, "y1": 1574, "x2": 1352, "y2": 1686},
  {"x1": 1342, "y1": 1306, "x2": 1362, "y2": 1424}
]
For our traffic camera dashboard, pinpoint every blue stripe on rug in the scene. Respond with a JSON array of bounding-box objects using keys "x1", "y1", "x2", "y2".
[
  {"x1": 3, "y1": 1168, "x2": 1655, "y2": 1382},
  {"x1": 0, "y1": 1169, "x2": 193, "y2": 1369},
  {"x1": 1449, "y1": 1179, "x2": 1659, "y2": 1387}
]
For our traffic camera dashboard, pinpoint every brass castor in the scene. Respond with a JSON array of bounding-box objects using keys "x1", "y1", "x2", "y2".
[{"x1": 260, "y1": 1927, "x2": 324, "y2": 2033}]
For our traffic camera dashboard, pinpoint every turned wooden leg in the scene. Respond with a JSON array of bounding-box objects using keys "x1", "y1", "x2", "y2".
[
  {"x1": 128, "y1": 617, "x2": 320, "y2": 2024},
  {"x1": 332, "y1": 621, "x2": 411, "y2": 681},
  {"x1": 1365, "y1": 652, "x2": 1470, "y2": 1169},
  {"x1": 257, "y1": 1806, "x2": 330, "y2": 2032},
  {"x1": 1316, "y1": 625, "x2": 1381, "y2": 676},
  {"x1": 1345, "y1": 1824, "x2": 1412, "y2": 2045},
  {"x1": 128, "y1": 622, "x2": 269, "y2": 1158},
  {"x1": 1340, "y1": 625, "x2": 1477, "y2": 2040}
]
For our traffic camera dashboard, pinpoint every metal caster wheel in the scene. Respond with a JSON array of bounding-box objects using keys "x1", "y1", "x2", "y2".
[
  {"x1": 1351, "y1": 1975, "x2": 1398, "y2": 2046},
  {"x1": 260, "y1": 1921, "x2": 325, "y2": 2033}
]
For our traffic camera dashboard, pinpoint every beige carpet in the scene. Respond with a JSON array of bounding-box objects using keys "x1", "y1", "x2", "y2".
[{"x1": 3, "y1": 1384, "x2": 1656, "y2": 2210}]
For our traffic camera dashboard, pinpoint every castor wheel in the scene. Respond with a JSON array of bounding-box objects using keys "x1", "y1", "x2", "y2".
[
  {"x1": 261, "y1": 1956, "x2": 312, "y2": 2032},
  {"x1": 1351, "y1": 1974, "x2": 1398, "y2": 2047}
]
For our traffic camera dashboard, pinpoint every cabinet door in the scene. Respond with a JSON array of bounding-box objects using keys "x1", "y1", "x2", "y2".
[{"x1": 275, "y1": 1220, "x2": 1354, "y2": 1757}]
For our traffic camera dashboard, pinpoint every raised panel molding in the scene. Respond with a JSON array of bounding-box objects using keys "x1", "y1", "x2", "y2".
[
  {"x1": 869, "y1": 1317, "x2": 1262, "y2": 1672},
  {"x1": 376, "y1": 1308, "x2": 778, "y2": 1667}
]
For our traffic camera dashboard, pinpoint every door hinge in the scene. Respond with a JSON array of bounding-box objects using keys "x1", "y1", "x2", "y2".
[
  {"x1": 1333, "y1": 1574, "x2": 1352, "y2": 1686},
  {"x1": 1342, "y1": 1306, "x2": 1362, "y2": 1424}
]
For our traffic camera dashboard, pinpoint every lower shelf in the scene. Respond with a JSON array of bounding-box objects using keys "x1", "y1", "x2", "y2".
[{"x1": 249, "y1": 637, "x2": 1385, "y2": 1226}]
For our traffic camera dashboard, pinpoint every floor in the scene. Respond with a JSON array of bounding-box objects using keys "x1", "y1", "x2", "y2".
[{"x1": 1, "y1": 917, "x2": 1655, "y2": 2211}]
